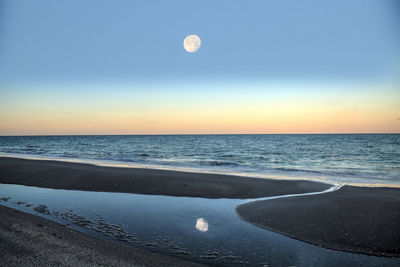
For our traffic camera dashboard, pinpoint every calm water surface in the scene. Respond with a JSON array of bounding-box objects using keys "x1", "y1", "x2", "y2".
[{"x1": 0, "y1": 184, "x2": 399, "y2": 266}]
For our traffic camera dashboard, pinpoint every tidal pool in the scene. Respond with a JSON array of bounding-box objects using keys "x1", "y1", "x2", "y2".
[{"x1": 0, "y1": 184, "x2": 398, "y2": 266}]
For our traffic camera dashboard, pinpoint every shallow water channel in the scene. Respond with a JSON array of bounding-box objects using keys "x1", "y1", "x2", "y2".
[{"x1": 0, "y1": 184, "x2": 398, "y2": 266}]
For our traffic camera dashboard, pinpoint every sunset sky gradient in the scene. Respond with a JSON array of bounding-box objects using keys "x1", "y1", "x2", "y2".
[{"x1": 0, "y1": 0, "x2": 399, "y2": 135}]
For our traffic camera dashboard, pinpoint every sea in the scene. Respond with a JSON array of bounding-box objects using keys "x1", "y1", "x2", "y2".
[{"x1": 0, "y1": 134, "x2": 399, "y2": 187}]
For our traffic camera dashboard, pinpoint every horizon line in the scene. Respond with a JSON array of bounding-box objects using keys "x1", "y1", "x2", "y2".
[{"x1": 0, "y1": 132, "x2": 399, "y2": 137}]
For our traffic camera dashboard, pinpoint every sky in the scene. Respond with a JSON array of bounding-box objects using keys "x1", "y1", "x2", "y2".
[{"x1": 0, "y1": 0, "x2": 399, "y2": 134}]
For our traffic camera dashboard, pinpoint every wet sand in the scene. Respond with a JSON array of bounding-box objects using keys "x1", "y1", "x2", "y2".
[
  {"x1": 237, "y1": 185, "x2": 400, "y2": 257},
  {"x1": 0, "y1": 157, "x2": 332, "y2": 265},
  {"x1": 0, "y1": 205, "x2": 203, "y2": 266},
  {"x1": 0, "y1": 157, "x2": 330, "y2": 198},
  {"x1": 2, "y1": 156, "x2": 399, "y2": 260}
]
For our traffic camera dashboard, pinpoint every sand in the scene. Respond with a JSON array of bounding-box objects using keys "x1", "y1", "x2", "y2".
[
  {"x1": 1, "y1": 156, "x2": 399, "y2": 261},
  {"x1": 0, "y1": 205, "x2": 203, "y2": 266},
  {"x1": 237, "y1": 185, "x2": 400, "y2": 257},
  {"x1": 0, "y1": 157, "x2": 331, "y2": 265},
  {"x1": 0, "y1": 157, "x2": 330, "y2": 198}
]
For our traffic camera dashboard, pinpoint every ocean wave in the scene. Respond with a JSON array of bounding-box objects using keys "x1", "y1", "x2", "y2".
[
  {"x1": 1, "y1": 134, "x2": 399, "y2": 186},
  {"x1": 194, "y1": 160, "x2": 240, "y2": 167},
  {"x1": 274, "y1": 167, "x2": 324, "y2": 174}
]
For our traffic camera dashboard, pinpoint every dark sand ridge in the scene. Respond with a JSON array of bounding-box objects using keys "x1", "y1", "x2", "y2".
[
  {"x1": 0, "y1": 205, "x2": 203, "y2": 266},
  {"x1": 237, "y1": 185, "x2": 400, "y2": 257},
  {"x1": 0, "y1": 157, "x2": 330, "y2": 198}
]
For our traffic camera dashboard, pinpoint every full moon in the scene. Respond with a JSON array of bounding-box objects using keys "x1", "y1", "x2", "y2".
[{"x1": 183, "y1": 34, "x2": 201, "y2": 53}]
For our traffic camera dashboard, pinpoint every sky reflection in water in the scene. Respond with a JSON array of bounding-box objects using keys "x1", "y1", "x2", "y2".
[{"x1": 0, "y1": 184, "x2": 399, "y2": 266}]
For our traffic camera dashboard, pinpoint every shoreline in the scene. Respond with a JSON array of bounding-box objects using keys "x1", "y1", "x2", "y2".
[
  {"x1": 0, "y1": 157, "x2": 330, "y2": 198},
  {"x1": 1, "y1": 156, "x2": 399, "y2": 260},
  {"x1": 0, "y1": 152, "x2": 334, "y2": 186},
  {"x1": 2, "y1": 153, "x2": 399, "y2": 189},
  {"x1": 0, "y1": 204, "x2": 203, "y2": 266}
]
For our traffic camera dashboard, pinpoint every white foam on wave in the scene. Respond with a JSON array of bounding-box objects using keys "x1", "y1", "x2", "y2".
[{"x1": 248, "y1": 184, "x2": 343, "y2": 203}]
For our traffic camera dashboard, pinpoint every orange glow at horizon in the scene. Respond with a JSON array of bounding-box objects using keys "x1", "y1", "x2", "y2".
[
  {"x1": 1, "y1": 101, "x2": 399, "y2": 135},
  {"x1": 0, "y1": 82, "x2": 399, "y2": 135}
]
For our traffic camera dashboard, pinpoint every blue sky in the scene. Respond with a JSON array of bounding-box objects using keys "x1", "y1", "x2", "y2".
[{"x1": 0, "y1": 0, "x2": 399, "y2": 84}]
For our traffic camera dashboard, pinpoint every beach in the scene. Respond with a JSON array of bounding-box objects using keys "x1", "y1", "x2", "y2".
[
  {"x1": 1, "y1": 156, "x2": 400, "y2": 265},
  {"x1": 0, "y1": 157, "x2": 330, "y2": 198},
  {"x1": 237, "y1": 185, "x2": 400, "y2": 257},
  {"x1": 2, "y1": 0, "x2": 399, "y2": 264},
  {"x1": 0, "y1": 204, "x2": 203, "y2": 266}
]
